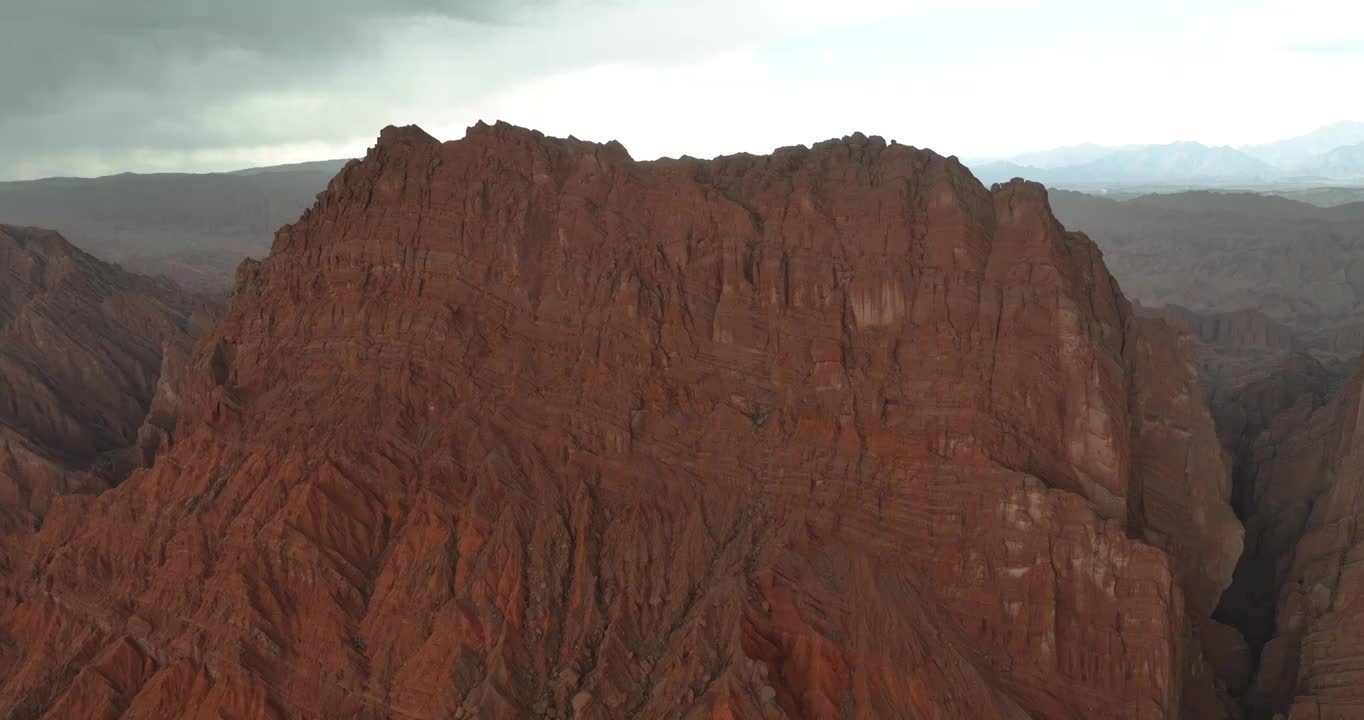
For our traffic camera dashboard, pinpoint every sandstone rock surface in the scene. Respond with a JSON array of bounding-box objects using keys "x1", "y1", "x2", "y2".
[{"x1": 0, "y1": 125, "x2": 1241, "y2": 718}]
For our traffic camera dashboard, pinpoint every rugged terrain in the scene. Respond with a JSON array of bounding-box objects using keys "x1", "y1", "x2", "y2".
[
  {"x1": 0, "y1": 224, "x2": 216, "y2": 570},
  {"x1": 1048, "y1": 190, "x2": 1364, "y2": 362},
  {"x1": 0, "y1": 165, "x2": 342, "y2": 291},
  {"x1": 0, "y1": 123, "x2": 1252, "y2": 718},
  {"x1": 1133, "y1": 303, "x2": 1301, "y2": 390}
]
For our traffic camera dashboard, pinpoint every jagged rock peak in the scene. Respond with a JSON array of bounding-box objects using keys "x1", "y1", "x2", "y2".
[
  {"x1": 462, "y1": 119, "x2": 633, "y2": 161},
  {"x1": 352, "y1": 122, "x2": 979, "y2": 187},
  {"x1": 376, "y1": 123, "x2": 440, "y2": 147},
  {"x1": 287, "y1": 121, "x2": 1012, "y2": 261}
]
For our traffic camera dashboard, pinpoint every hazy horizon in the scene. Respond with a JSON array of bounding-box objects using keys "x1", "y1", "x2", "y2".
[
  {"x1": 6, "y1": 121, "x2": 1364, "y2": 184},
  {"x1": 3, "y1": 0, "x2": 1362, "y2": 180}
]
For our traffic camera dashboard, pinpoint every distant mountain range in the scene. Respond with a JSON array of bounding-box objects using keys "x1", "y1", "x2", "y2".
[
  {"x1": 1295, "y1": 142, "x2": 1364, "y2": 177},
  {"x1": 972, "y1": 122, "x2": 1364, "y2": 189},
  {"x1": 0, "y1": 160, "x2": 340, "y2": 290},
  {"x1": 1059, "y1": 183, "x2": 1364, "y2": 382},
  {"x1": 1047, "y1": 188, "x2": 1364, "y2": 361},
  {"x1": 226, "y1": 158, "x2": 352, "y2": 176},
  {"x1": 998, "y1": 143, "x2": 1127, "y2": 169},
  {"x1": 1241, "y1": 121, "x2": 1364, "y2": 167}
]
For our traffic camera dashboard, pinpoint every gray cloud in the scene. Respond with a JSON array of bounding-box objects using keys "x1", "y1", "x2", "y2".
[
  {"x1": 0, "y1": 0, "x2": 916, "y2": 178},
  {"x1": 0, "y1": 0, "x2": 554, "y2": 178},
  {"x1": 11, "y1": 0, "x2": 1348, "y2": 180}
]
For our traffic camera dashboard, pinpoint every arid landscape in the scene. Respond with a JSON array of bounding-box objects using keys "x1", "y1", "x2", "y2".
[
  {"x1": 0, "y1": 165, "x2": 343, "y2": 292},
  {"x1": 3, "y1": 1, "x2": 1364, "y2": 718},
  {"x1": 0, "y1": 121, "x2": 1359, "y2": 719}
]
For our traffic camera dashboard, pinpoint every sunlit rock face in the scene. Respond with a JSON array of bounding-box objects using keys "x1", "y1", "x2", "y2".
[{"x1": 0, "y1": 124, "x2": 1240, "y2": 719}]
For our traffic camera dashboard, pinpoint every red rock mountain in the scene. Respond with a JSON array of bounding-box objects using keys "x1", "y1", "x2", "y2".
[{"x1": 0, "y1": 124, "x2": 1244, "y2": 718}]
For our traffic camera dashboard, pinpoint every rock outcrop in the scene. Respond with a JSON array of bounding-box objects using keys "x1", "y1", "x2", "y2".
[
  {"x1": 0, "y1": 125, "x2": 1242, "y2": 718},
  {"x1": 0, "y1": 225, "x2": 216, "y2": 570}
]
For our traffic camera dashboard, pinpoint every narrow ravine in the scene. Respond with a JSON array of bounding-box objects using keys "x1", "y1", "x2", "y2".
[{"x1": 1209, "y1": 353, "x2": 1357, "y2": 718}]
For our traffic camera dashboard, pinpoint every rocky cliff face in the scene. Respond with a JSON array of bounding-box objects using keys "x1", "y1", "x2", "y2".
[
  {"x1": 0, "y1": 125, "x2": 1243, "y2": 718},
  {"x1": 0, "y1": 225, "x2": 215, "y2": 570},
  {"x1": 1212, "y1": 353, "x2": 1364, "y2": 718}
]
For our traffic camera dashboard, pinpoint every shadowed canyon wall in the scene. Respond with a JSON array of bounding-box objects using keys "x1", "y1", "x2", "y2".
[{"x1": 0, "y1": 224, "x2": 217, "y2": 572}]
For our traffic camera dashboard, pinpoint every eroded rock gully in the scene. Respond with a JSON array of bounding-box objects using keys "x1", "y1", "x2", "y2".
[
  {"x1": 0, "y1": 224, "x2": 217, "y2": 573},
  {"x1": 0, "y1": 123, "x2": 1251, "y2": 718},
  {"x1": 1210, "y1": 351, "x2": 1364, "y2": 719}
]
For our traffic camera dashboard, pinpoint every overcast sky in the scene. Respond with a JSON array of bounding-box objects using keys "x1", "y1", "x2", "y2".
[{"x1": 2, "y1": 0, "x2": 1361, "y2": 180}]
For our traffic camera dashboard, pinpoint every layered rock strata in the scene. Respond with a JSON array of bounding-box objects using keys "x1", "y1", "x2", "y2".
[{"x1": 0, "y1": 125, "x2": 1241, "y2": 719}]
